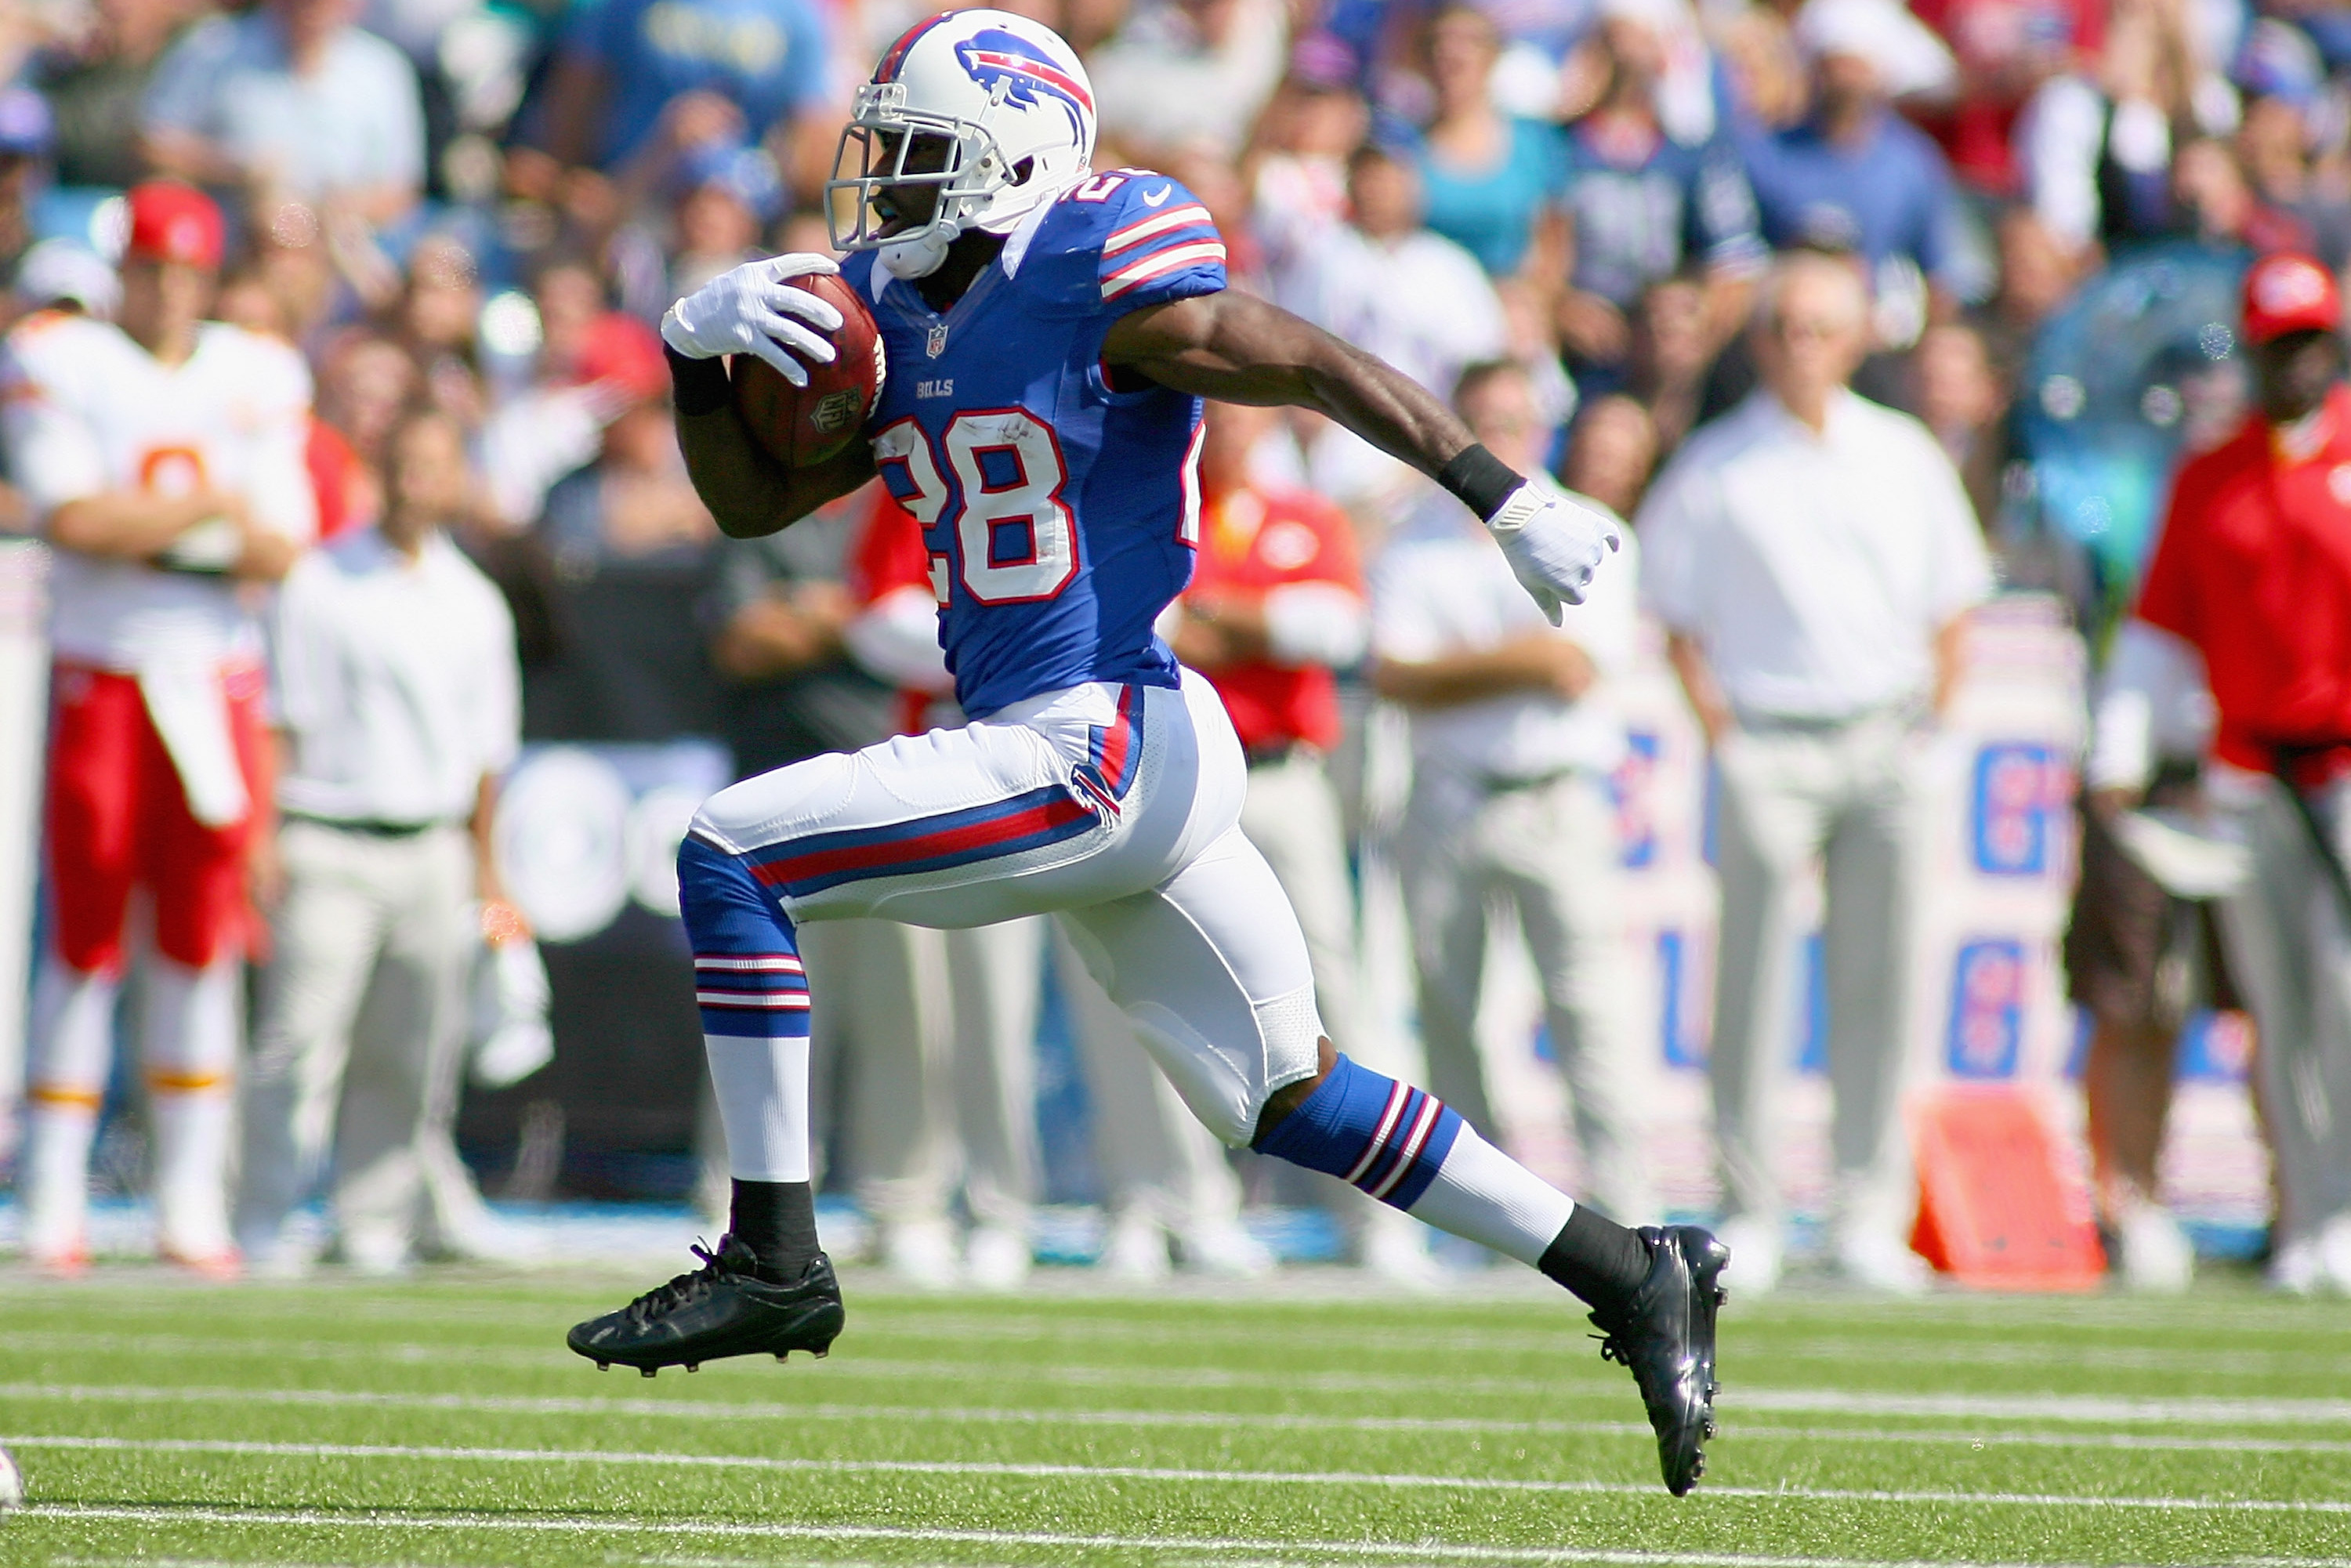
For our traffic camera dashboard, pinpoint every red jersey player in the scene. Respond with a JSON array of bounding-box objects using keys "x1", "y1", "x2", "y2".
[
  {"x1": 1, "y1": 183, "x2": 314, "y2": 1273},
  {"x1": 1168, "y1": 400, "x2": 1365, "y2": 768}
]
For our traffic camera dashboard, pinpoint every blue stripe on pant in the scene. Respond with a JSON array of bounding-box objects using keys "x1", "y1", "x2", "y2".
[{"x1": 679, "y1": 835, "x2": 810, "y2": 1040}]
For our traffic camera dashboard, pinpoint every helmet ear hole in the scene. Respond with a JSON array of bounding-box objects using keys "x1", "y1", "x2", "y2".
[{"x1": 1010, "y1": 157, "x2": 1034, "y2": 187}]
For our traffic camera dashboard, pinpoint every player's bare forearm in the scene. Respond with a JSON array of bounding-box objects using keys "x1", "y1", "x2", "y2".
[
  {"x1": 1373, "y1": 633, "x2": 1593, "y2": 709},
  {"x1": 676, "y1": 403, "x2": 875, "y2": 538},
  {"x1": 45, "y1": 489, "x2": 234, "y2": 560},
  {"x1": 1103, "y1": 292, "x2": 1475, "y2": 478},
  {"x1": 1665, "y1": 631, "x2": 1734, "y2": 747},
  {"x1": 1932, "y1": 611, "x2": 1970, "y2": 718}
]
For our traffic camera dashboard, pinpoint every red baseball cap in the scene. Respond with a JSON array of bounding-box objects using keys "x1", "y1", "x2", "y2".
[
  {"x1": 571, "y1": 311, "x2": 669, "y2": 404},
  {"x1": 2243, "y1": 252, "x2": 2341, "y2": 344},
  {"x1": 123, "y1": 181, "x2": 225, "y2": 270}
]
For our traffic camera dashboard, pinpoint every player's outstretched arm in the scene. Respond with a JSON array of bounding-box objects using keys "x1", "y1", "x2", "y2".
[
  {"x1": 1102, "y1": 290, "x2": 1472, "y2": 474},
  {"x1": 1102, "y1": 292, "x2": 1620, "y2": 618}
]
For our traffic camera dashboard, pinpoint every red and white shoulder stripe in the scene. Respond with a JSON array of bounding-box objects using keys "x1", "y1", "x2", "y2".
[{"x1": 1099, "y1": 194, "x2": 1226, "y2": 302}]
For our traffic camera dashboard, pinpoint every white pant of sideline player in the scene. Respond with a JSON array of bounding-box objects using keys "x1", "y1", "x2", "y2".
[
  {"x1": 804, "y1": 916, "x2": 1042, "y2": 1287},
  {"x1": 236, "y1": 820, "x2": 475, "y2": 1272},
  {"x1": 1060, "y1": 925, "x2": 1262, "y2": 1279},
  {"x1": 1707, "y1": 712, "x2": 1925, "y2": 1287},
  {"x1": 1396, "y1": 767, "x2": 1654, "y2": 1229},
  {"x1": 2212, "y1": 769, "x2": 2351, "y2": 1290}
]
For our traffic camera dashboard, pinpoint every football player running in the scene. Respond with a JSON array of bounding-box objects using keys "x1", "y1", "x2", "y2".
[{"x1": 568, "y1": 8, "x2": 1727, "y2": 1495}]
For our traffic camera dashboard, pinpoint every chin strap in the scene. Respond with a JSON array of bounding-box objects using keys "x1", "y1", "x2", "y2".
[{"x1": 879, "y1": 225, "x2": 957, "y2": 280}]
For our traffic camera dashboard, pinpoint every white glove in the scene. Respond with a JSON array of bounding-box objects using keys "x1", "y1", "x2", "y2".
[
  {"x1": 660, "y1": 254, "x2": 844, "y2": 387},
  {"x1": 1484, "y1": 480, "x2": 1623, "y2": 625},
  {"x1": 469, "y1": 930, "x2": 554, "y2": 1089}
]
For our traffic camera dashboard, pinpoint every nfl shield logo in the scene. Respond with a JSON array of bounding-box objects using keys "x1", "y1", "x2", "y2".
[{"x1": 926, "y1": 324, "x2": 949, "y2": 358}]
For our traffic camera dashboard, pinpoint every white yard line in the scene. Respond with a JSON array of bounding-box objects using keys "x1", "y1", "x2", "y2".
[
  {"x1": 3, "y1": 1381, "x2": 2348, "y2": 1453},
  {"x1": 5, "y1": 1333, "x2": 2343, "y2": 1418},
  {"x1": 24, "y1": 1276, "x2": 2334, "y2": 1330},
  {"x1": 769, "y1": 1313, "x2": 2351, "y2": 1371},
  {"x1": 6, "y1": 1434, "x2": 2343, "y2": 1515},
  {"x1": 0, "y1": 1331, "x2": 554, "y2": 1372},
  {"x1": 0, "y1": 1336, "x2": 1719, "y2": 1400},
  {"x1": 1737, "y1": 1389, "x2": 2351, "y2": 1426},
  {"x1": 26, "y1": 1302, "x2": 2344, "y2": 1374},
  {"x1": 11, "y1": 1380, "x2": 2351, "y2": 1454},
  {"x1": 7, "y1": 1501, "x2": 2261, "y2": 1568},
  {"x1": 0, "y1": 1378, "x2": 1646, "y2": 1432}
]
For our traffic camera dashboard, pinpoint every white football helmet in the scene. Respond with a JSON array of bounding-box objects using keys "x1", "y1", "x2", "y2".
[{"x1": 826, "y1": 9, "x2": 1096, "y2": 280}]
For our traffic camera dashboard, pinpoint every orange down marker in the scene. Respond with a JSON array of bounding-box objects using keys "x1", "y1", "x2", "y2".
[{"x1": 1907, "y1": 1085, "x2": 2106, "y2": 1291}]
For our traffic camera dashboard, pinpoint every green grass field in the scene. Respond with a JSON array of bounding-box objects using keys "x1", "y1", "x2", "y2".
[{"x1": 0, "y1": 1265, "x2": 2345, "y2": 1567}]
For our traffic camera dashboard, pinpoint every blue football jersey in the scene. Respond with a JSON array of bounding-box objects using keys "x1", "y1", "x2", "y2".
[{"x1": 842, "y1": 168, "x2": 1226, "y2": 717}]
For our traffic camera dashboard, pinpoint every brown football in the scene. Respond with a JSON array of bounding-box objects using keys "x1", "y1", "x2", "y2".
[{"x1": 730, "y1": 270, "x2": 886, "y2": 468}]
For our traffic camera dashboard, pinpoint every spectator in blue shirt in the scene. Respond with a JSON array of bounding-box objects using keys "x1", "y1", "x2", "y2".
[
  {"x1": 141, "y1": 0, "x2": 426, "y2": 227},
  {"x1": 528, "y1": 0, "x2": 835, "y2": 203},
  {"x1": 1409, "y1": 4, "x2": 1565, "y2": 279},
  {"x1": 1737, "y1": 0, "x2": 1968, "y2": 341},
  {"x1": 1555, "y1": 3, "x2": 1765, "y2": 385}
]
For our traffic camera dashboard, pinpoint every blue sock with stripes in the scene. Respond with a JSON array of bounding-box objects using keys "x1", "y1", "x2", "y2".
[
  {"x1": 679, "y1": 835, "x2": 810, "y2": 1041},
  {"x1": 677, "y1": 835, "x2": 817, "y2": 1278},
  {"x1": 1253, "y1": 1055, "x2": 1463, "y2": 1211}
]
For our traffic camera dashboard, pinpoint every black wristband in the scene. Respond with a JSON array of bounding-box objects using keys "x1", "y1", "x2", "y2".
[
  {"x1": 666, "y1": 343, "x2": 734, "y2": 418},
  {"x1": 1436, "y1": 442, "x2": 1525, "y2": 523}
]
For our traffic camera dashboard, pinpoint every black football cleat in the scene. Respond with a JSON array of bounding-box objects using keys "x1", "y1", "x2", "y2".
[
  {"x1": 567, "y1": 1236, "x2": 844, "y2": 1374},
  {"x1": 1588, "y1": 1224, "x2": 1728, "y2": 1497}
]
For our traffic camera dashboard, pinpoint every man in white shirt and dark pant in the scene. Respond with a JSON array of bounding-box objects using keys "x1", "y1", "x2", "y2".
[
  {"x1": 237, "y1": 409, "x2": 523, "y2": 1273},
  {"x1": 1371, "y1": 360, "x2": 1654, "y2": 1229},
  {"x1": 1638, "y1": 252, "x2": 1993, "y2": 1295}
]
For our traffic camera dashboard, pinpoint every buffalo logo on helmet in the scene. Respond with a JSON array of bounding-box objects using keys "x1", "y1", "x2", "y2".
[{"x1": 953, "y1": 28, "x2": 1092, "y2": 136}]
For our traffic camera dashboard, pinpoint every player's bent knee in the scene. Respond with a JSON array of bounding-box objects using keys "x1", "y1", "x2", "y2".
[
  {"x1": 1145, "y1": 982, "x2": 1324, "y2": 1149},
  {"x1": 676, "y1": 833, "x2": 795, "y2": 954}
]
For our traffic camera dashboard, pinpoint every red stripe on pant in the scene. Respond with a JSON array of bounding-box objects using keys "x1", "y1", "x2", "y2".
[{"x1": 750, "y1": 795, "x2": 1095, "y2": 889}]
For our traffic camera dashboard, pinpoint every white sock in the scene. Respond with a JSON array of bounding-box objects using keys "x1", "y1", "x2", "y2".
[
  {"x1": 705, "y1": 1034, "x2": 813, "y2": 1182},
  {"x1": 19, "y1": 1103, "x2": 99, "y2": 1256},
  {"x1": 1407, "y1": 1121, "x2": 1578, "y2": 1267},
  {"x1": 143, "y1": 957, "x2": 240, "y2": 1255},
  {"x1": 20, "y1": 961, "x2": 118, "y2": 1254}
]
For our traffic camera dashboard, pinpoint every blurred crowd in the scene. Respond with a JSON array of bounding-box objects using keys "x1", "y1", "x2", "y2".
[{"x1": 2, "y1": 0, "x2": 2349, "y2": 1293}]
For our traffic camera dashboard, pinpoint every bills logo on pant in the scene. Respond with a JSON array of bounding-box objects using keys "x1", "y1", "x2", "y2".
[{"x1": 954, "y1": 30, "x2": 1093, "y2": 134}]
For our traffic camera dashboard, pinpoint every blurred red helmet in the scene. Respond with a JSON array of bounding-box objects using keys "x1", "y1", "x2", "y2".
[
  {"x1": 2242, "y1": 252, "x2": 2341, "y2": 345},
  {"x1": 571, "y1": 312, "x2": 669, "y2": 404},
  {"x1": 122, "y1": 181, "x2": 226, "y2": 270}
]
